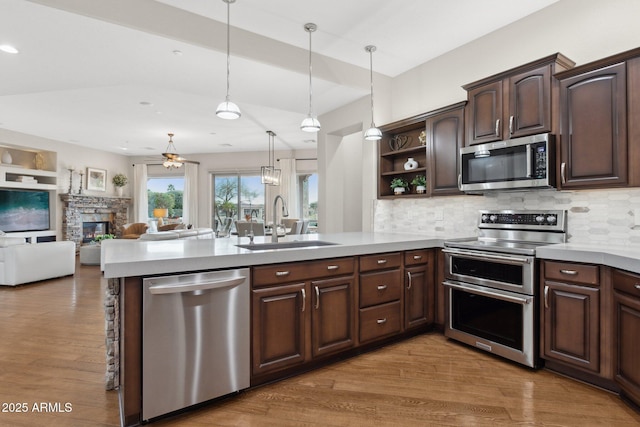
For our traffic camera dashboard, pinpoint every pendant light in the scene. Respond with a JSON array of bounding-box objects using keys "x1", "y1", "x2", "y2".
[
  {"x1": 215, "y1": 0, "x2": 241, "y2": 120},
  {"x1": 261, "y1": 130, "x2": 281, "y2": 185},
  {"x1": 300, "y1": 23, "x2": 321, "y2": 132},
  {"x1": 364, "y1": 45, "x2": 382, "y2": 141}
]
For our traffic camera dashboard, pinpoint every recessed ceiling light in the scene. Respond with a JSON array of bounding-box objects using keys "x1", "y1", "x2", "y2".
[
  {"x1": 139, "y1": 101, "x2": 153, "y2": 106},
  {"x1": 0, "y1": 45, "x2": 19, "y2": 54},
  {"x1": 303, "y1": 139, "x2": 316, "y2": 144},
  {"x1": 220, "y1": 143, "x2": 232, "y2": 147},
  {"x1": 172, "y1": 50, "x2": 183, "y2": 56}
]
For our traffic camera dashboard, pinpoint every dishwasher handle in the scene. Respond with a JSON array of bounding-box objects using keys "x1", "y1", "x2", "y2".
[{"x1": 148, "y1": 276, "x2": 247, "y2": 295}]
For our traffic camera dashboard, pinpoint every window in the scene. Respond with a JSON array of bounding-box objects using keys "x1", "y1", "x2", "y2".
[
  {"x1": 212, "y1": 173, "x2": 265, "y2": 234},
  {"x1": 298, "y1": 173, "x2": 318, "y2": 232},
  {"x1": 147, "y1": 177, "x2": 184, "y2": 220}
]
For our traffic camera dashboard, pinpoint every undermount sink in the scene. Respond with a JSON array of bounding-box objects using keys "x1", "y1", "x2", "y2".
[{"x1": 236, "y1": 240, "x2": 338, "y2": 250}]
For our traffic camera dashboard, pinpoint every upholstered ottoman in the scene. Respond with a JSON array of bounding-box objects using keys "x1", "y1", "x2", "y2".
[{"x1": 79, "y1": 244, "x2": 101, "y2": 265}]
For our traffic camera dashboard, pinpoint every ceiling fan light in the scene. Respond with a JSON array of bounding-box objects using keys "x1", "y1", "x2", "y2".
[
  {"x1": 364, "y1": 126, "x2": 382, "y2": 141},
  {"x1": 300, "y1": 115, "x2": 321, "y2": 132},
  {"x1": 215, "y1": 100, "x2": 241, "y2": 120}
]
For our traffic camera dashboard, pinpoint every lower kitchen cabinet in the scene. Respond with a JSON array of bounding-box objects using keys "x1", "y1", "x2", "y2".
[
  {"x1": 251, "y1": 282, "x2": 306, "y2": 376},
  {"x1": 251, "y1": 257, "x2": 356, "y2": 380},
  {"x1": 541, "y1": 261, "x2": 613, "y2": 380},
  {"x1": 404, "y1": 250, "x2": 435, "y2": 329},
  {"x1": 613, "y1": 268, "x2": 640, "y2": 406}
]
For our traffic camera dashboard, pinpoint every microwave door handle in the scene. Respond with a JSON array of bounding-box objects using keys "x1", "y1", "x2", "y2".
[{"x1": 526, "y1": 144, "x2": 532, "y2": 178}]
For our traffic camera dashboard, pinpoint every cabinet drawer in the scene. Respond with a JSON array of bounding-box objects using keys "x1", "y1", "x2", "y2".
[
  {"x1": 544, "y1": 261, "x2": 599, "y2": 286},
  {"x1": 359, "y1": 252, "x2": 402, "y2": 272},
  {"x1": 253, "y1": 257, "x2": 355, "y2": 287},
  {"x1": 359, "y1": 270, "x2": 402, "y2": 308},
  {"x1": 359, "y1": 301, "x2": 401, "y2": 343},
  {"x1": 404, "y1": 249, "x2": 430, "y2": 266},
  {"x1": 613, "y1": 268, "x2": 640, "y2": 296}
]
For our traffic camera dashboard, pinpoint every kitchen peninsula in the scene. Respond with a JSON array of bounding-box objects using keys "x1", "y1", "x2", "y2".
[{"x1": 102, "y1": 231, "x2": 453, "y2": 425}]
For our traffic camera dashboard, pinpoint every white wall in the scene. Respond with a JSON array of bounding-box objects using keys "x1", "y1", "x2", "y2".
[
  {"x1": 318, "y1": 0, "x2": 640, "y2": 235},
  {"x1": 0, "y1": 128, "x2": 132, "y2": 240}
]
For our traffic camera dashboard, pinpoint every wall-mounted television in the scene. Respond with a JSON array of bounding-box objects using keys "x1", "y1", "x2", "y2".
[{"x1": 0, "y1": 189, "x2": 50, "y2": 232}]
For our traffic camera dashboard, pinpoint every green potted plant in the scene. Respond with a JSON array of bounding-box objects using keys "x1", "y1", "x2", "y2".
[
  {"x1": 411, "y1": 175, "x2": 427, "y2": 194},
  {"x1": 390, "y1": 177, "x2": 408, "y2": 195},
  {"x1": 93, "y1": 233, "x2": 115, "y2": 244},
  {"x1": 112, "y1": 173, "x2": 128, "y2": 196}
]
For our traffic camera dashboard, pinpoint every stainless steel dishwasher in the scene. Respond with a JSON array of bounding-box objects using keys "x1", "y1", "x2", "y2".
[{"x1": 141, "y1": 268, "x2": 250, "y2": 421}]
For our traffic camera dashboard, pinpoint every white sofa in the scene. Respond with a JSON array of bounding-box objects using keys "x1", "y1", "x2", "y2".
[{"x1": 0, "y1": 238, "x2": 76, "y2": 286}]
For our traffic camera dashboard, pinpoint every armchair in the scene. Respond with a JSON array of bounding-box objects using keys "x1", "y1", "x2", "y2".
[{"x1": 121, "y1": 223, "x2": 148, "y2": 239}]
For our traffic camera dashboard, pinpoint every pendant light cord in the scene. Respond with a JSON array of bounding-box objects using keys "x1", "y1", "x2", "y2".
[
  {"x1": 307, "y1": 27, "x2": 313, "y2": 115},
  {"x1": 367, "y1": 45, "x2": 376, "y2": 127},
  {"x1": 225, "y1": 0, "x2": 231, "y2": 101}
]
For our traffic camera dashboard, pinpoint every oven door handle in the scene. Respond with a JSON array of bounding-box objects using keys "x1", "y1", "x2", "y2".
[
  {"x1": 443, "y1": 280, "x2": 532, "y2": 305},
  {"x1": 442, "y1": 248, "x2": 531, "y2": 265}
]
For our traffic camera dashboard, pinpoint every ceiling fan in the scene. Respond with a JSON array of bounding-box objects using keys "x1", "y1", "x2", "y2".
[{"x1": 161, "y1": 133, "x2": 198, "y2": 168}]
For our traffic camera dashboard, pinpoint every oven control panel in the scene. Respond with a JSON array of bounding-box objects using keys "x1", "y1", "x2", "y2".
[{"x1": 479, "y1": 210, "x2": 566, "y2": 231}]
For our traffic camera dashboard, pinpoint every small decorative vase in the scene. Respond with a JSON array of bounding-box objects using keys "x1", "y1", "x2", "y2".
[
  {"x1": 416, "y1": 185, "x2": 426, "y2": 194},
  {"x1": 116, "y1": 187, "x2": 124, "y2": 197},
  {"x1": 1, "y1": 151, "x2": 12, "y2": 164},
  {"x1": 404, "y1": 157, "x2": 418, "y2": 170},
  {"x1": 393, "y1": 187, "x2": 405, "y2": 195}
]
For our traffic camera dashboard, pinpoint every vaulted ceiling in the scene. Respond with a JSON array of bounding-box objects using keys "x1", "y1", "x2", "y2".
[{"x1": 0, "y1": 0, "x2": 558, "y2": 157}]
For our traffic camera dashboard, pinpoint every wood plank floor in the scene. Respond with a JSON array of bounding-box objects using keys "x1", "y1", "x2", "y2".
[{"x1": 1, "y1": 260, "x2": 639, "y2": 427}]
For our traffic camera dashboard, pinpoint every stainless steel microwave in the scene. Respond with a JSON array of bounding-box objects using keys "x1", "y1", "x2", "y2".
[{"x1": 459, "y1": 133, "x2": 555, "y2": 192}]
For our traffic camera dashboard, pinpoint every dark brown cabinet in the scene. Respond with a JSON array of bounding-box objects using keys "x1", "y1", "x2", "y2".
[
  {"x1": 557, "y1": 62, "x2": 627, "y2": 188},
  {"x1": 426, "y1": 103, "x2": 465, "y2": 196},
  {"x1": 541, "y1": 261, "x2": 612, "y2": 378},
  {"x1": 612, "y1": 268, "x2": 640, "y2": 407},
  {"x1": 464, "y1": 54, "x2": 574, "y2": 146},
  {"x1": 251, "y1": 257, "x2": 356, "y2": 380},
  {"x1": 404, "y1": 249, "x2": 435, "y2": 329}
]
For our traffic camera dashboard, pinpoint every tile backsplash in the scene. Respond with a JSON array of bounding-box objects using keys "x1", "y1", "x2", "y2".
[{"x1": 373, "y1": 188, "x2": 640, "y2": 245}]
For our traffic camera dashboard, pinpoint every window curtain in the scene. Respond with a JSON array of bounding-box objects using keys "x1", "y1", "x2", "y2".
[
  {"x1": 183, "y1": 163, "x2": 199, "y2": 227},
  {"x1": 133, "y1": 164, "x2": 148, "y2": 223},
  {"x1": 265, "y1": 158, "x2": 297, "y2": 225}
]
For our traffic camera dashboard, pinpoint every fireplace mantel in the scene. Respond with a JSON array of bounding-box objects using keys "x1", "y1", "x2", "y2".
[{"x1": 60, "y1": 194, "x2": 131, "y2": 249}]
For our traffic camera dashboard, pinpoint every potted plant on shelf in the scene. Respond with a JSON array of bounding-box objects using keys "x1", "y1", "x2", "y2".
[
  {"x1": 411, "y1": 175, "x2": 427, "y2": 194},
  {"x1": 390, "y1": 177, "x2": 408, "y2": 195},
  {"x1": 112, "y1": 173, "x2": 128, "y2": 197}
]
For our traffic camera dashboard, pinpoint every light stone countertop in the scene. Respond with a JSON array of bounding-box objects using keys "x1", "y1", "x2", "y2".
[
  {"x1": 536, "y1": 242, "x2": 640, "y2": 275},
  {"x1": 102, "y1": 232, "x2": 456, "y2": 279}
]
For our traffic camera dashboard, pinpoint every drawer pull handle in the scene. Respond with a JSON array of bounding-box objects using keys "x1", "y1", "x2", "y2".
[
  {"x1": 377, "y1": 259, "x2": 388, "y2": 265},
  {"x1": 413, "y1": 255, "x2": 422, "y2": 260},
  {"x1": 377, "y1": 318, "x2": 387, "y2": 325},
  {"x1": 275, "y1": 271, "x2": 290, "y2": 277},
  {"x1": 559, "y1": 269, "x2": 578, "y2": 275},
  {"x1": 327, "y1": 265, "x2": 339, "y2": 270},
  {"x1": 635, "y1": 284, "x2": 640, "y2": 291},
  {"x1": 377, "y1": 285, "x2": 387, "y2": 291},
  {"x1": 314, "y1": 285, "x2": 320, "y2": 310},
  {"x1": 301, "y1": 289, "x2": 306, "y2": 312}
]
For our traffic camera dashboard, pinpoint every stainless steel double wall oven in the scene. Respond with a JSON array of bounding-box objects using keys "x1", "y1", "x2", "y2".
[{"x1": 443, "y1": 210, "x2": 567, "y2": 368}]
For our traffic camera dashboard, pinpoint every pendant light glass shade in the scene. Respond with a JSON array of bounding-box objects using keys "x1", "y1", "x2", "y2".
[
  {"x1": 364, "y1": 45, "x2": 382, "y2": 141},
  {"x1": 216, "y1": 0, "x2": 241, "y2": 120},
  {"x1": 301, "y1": 23, "x2": 320, "y2": 132},
  {"x1": 162, "y1": 133, "x2": 184, "y2": 169},
  {"x1": 261, "y1": 131, "x2": 281, "y2": 186}
]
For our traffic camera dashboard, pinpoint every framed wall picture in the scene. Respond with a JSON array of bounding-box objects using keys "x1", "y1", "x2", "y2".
[{"x1": 87, "y1": 167, "x2": 107, "y2": 191}]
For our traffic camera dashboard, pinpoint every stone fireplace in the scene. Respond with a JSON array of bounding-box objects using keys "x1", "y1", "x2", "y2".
[{"x1": 60, "y1": 194, "x2": 130, "y2": 249}]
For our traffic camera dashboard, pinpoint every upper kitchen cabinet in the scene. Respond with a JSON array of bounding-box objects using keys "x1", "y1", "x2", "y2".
[
  {"x1": 426, "y1": 102, "x2": 465, "y2": 196},
  {"x1": 378, "y1": 115, "x2": 428, "y2": 199},
  {"x1": 464, "y1": 53, "x2": 575, "y2": 146},
  {"x1": 556, "y1": 47, "x2": 640, "y2": 189}
]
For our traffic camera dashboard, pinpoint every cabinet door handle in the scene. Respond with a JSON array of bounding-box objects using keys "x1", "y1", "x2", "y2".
[
  {"x1": 560, "y1": 269, "x2": 578, "y2": 275},
  {"x1": 634, "y1": 284, "x2": 640, "y2": 291},
  {"x1": 561, "y1": 162, "x2": 566, "y2": 184},
  {"x1": 314, "y1": 285, "x2": 320, "y2": 310},
  {"x1": 495, "y1": 119, "x2": 500, "y2": 137},
  {"x1": 377, "y1": 318, "x2": 387, "y2": 325},
  {"x1": 377, "y1": 259, "x2": 388, "y2": 265},
  {"x1": 407, "y1": 271, "x2": 413, "y2": 290},
  {"x1": 301, "y1": 288, "x2": 306, "y2": 312},
  {"x1": 458, "y1": 173, "x2": 462, "y2": 190},
  {"x1": 413, "y1": 255, "x2": 422, "y2": 260},
  {"x1": 377, "y1": 284, "x2": 387, "y2": 291},
  {"x1": 275, "y1": 271, "x2": 290, "y2": 277},
  {"x1": 544, "y1": 285, "x2": 549, "y2": 309},
  {"x1": 509, "y1": 115, "x2": 514, "y2": 135},
  {"x1": 326, "y1": 265, "x2": 339, "y2": 270}
]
